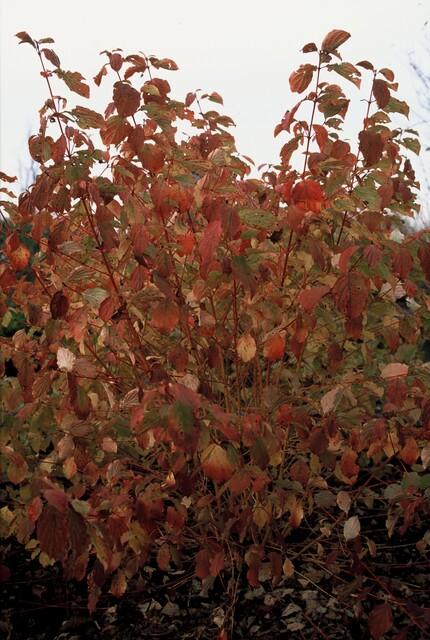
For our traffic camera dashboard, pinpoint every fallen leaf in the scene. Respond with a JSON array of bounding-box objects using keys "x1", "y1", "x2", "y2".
[
  {"x1": 343, "y1": 515, "x2": 360, "y2": 541},
  {"x1": 380, "y1": 363, "x2": 408, "y2": 379}
]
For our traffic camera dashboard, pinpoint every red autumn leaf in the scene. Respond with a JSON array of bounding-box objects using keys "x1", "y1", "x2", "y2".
[
  {"x1": 100, "y1": 116, "x2": 132, "y2": 145},
  {"x1": 168, "y1": 345, "x2": 189, "y2": 372},
  {"x1": 156, "y1": 544, "x2": 171, "y2": 571},
  {"x1": 338, "y1": 245, "x2": 359, "y2": 273},
  {"x1": 28, "y1": 496, "x2": 43, "y2": 522},
  {"x1": 292, "y1": 179, "x2": 325, "y2": 212},
  {"x1": 229, "y1": 470, "x2": 252, "y2": 495},
  {"x1": 340, "y1": 449, "x2": 360, "y2": 479},
  {"x1": 263, "y1": 333, "x2": 285, "y2": 361},
  {"x1": 195, "y1": 548, "x2": 210, "y2": 579},
  {"x1": 363, "y1": 244, "x2": 382, "y2": 267},
  {"x1": 286, "y1": 204, "x2": 307, "y2": 232},
  {"x1": 313, "y1": 124, "x2": 329, "y2": 150},
  {"x1": 43, "y1": 48, "x2": 61, "y2": 68},
  {"x1": 209, "y1": 550, "x2": 225, "y2": 577},
  {"x1": 386, "y1": 378, "x2": 407, "y2": 407},
  {"x1": 372, "y1": 79, "x2": 391, "y2": 109},
  {"x1": 68, "y1": 508, "x2": 89, "y2": 556},
  {"x1": 138, "y1": 143, "x2": 165, "y2": 173},
  {"x1": 392, "y1": 247, "x2": 413, "y2": 279},
  {"x1": 298, "y1": 285, "x2": 330, "y2": 312},
  {"x1": 368, "y1": 603, "x2": 393, "y2": 640},
  {"x1": 151, "y1": 299, "x2": 180, "y2": 332},
  {"x1": 399, "y1": 437, "x2": 419, "y2": 465},
  {"x1": 332, "y1": 272, "x2": 369, "y2": 319},
  {"x1": 199, "y1": 220, "x2": 222, "y2": 276},
  {"x1": 289, "y1": 64, "x2": 315, "y2": 93},
  {"x1": 321, "y1": 29, "x2": 351, "y2": 52},
  {"x1": 290, "y1": 459, "x2": 310, "y2": 486},
  {"x1": 50, "y1": 290, "x2": 69, "y2": 319},
  {"x1": 308, "y1": 428, "x2": 328, "y2": 455},
  {"x1": 109, "y1": 53, "x2": 123, "y2": 71},
  {"x1": 99, "y1": 295, "x2": 118, "y2": 322},
  {"x1": 113, "y1": 81, "x2": 141, "y2": 117},
  {"x1": 201, "y1": 444, "x2": 234, "y2": 483},
  {"x1": 275, "y1": 100, "x2": 304, "y2": 135},
  {"x1": 359, "y1": 131, "x2": 384, "y2": 167},
  {"x1": 177, "y1": 232, "x2": 195, "y2": 255},
  {"x1": 418, "y1": 242, "x2": 430, "y2": 281},
  {"x1": 44, "y1": 488, "x2": 69, "y2": 512},
  {"x1": 37, "y1": 505, "x2": 69, "y2": 561}
]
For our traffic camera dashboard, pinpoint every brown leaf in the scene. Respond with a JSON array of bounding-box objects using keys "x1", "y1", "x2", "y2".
[
  {"x1": 372, "y1": 79, "x2": 391, "y2": 109},
  {"x1": 113, "y1": 82, "x2": 141, "y2": 117},
  {"x1": 359, "y1": 131, "x2": 384, "y2": 167},
  {"x1": 368, "y1": 603, "x2": 393, "y2": 640},
  {"x1": 321, "y1": 29, "x2": 351, "y2": 52},
  {"x1": 50, "y1": 290, "x2": 69, "y2": 319}
]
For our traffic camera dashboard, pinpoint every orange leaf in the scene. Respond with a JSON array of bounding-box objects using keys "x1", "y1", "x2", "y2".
[
  {"x1": 263, "y1": 333, "x2": 285, "y2": 361},
  {"x1": 289, "y1": 64, "x2": 315, "y2": 94},
  {"x1": 400, "y1": 437, "x2": 419, "y2": 465}
]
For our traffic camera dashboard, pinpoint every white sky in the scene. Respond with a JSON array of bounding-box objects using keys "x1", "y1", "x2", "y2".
[{"x1": 1, "y1": 0, "x2": 429, "y2": 214}]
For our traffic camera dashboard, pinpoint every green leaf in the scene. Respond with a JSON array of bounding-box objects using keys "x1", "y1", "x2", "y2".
[
  {"x1": 231, "y1": 255, "x2": 255, "y2": 293},
  {"x1": 353, "y1": 184, "x2": 381, "y2": 209},
  {"x1": 82, "y1": 288, "x2": 109, "y2": 307},
  {"x1": 56, "y1": 70, "x2": 90, "y2": 98},
  {"x1": 72, "y1": 106, "x2": 104, "y2": 129},
  {"x1": 384, "y1": 97, "x2": 409, "y2": 117},
  {"x1": 171, "y1": 401, "x2": 194, "y2": 434},
  {"x1": 328, "y1": 63, "x2": 361, "y2": 88},
  {"x1": 400, "y1": 137, "x2": 420, "y2": 155},
  {"x1": 239, "y1": 208, "x2": 277, "y2": 229}
]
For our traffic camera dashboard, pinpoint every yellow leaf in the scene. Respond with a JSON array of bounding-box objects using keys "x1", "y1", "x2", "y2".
[
  {"x1": 282, "y1": 557, "x2": 294, "y2": 577},
  {"x1": 237, "y1": 333, "x2": 257, "y2": 362}
]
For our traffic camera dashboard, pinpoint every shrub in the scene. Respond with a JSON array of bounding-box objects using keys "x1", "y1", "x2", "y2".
[{"x1": 1, "y1": 28, "x2": 430, "y2": 634}]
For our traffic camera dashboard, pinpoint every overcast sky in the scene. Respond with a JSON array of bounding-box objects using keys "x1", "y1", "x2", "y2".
[{"x1": 1, "y1": 0, "x2": 429, "y2": 216}]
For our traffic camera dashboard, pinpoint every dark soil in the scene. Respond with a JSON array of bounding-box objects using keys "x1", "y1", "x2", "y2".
[{"x1": 1, "y1": 519, "x2": 430, "y2": 640}]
